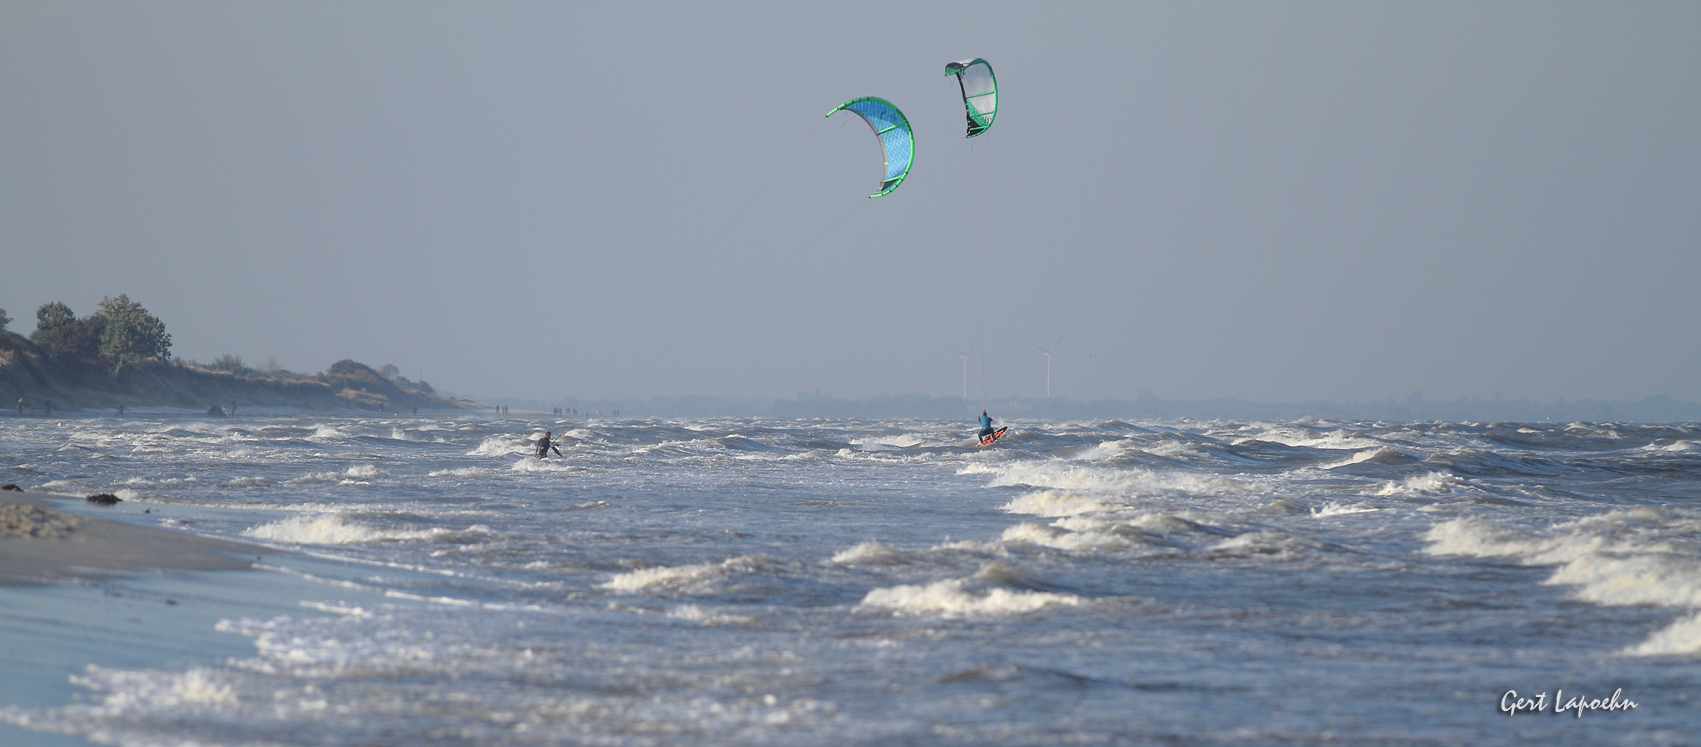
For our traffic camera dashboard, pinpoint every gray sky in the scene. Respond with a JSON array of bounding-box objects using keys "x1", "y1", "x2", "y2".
[{"x1": 4, "y1": 2, "x2": 1697, "y2": 404}]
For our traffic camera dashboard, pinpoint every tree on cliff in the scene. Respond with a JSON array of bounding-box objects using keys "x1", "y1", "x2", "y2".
[
  {"x1": 94, "y1": 295, "x2": 171, "y2": 376},
  {"x1": 31, "y1": 302, "x2": 105, "y2": 364},
  {"x1": 31, "y1": 302, "x2": 76, "y2": 348},
  {"x1": 0, "y1": 308, "x2": 10, "y2": 331}
]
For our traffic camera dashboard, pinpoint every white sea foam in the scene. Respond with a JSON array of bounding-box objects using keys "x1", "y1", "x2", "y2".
[
  {"x1": 1375, "y1": 471, "x2": 1461, "y2": 496},
  {"x1": 1425, "y1": 509, "x2": 1701, "y2": 618},
  {"x1": 1321, "y1": 448, "x2": 1392, "y2": 469},
  {"x1": 241, "y1": 515, "x2": 461, "y2": 545},
  {"x1": 970, "y1": 460, "x2": 1248, "y2": 510},
  {"x1": 468, "y1": 435, "x2": 530, "y2": 456},
  {"x1": 999, "y1": 490, "x2": 1119, "y2": 518},
  {"x1": 307, "y1": 425, "x2": 349, "y2": 441},
  {"x1": 284, "y1": 465, "x2": 382, "y2": 485},
  {"x1": 829, "y1": 542, "x2": 908, "y2": 566},
  {"x1": 849, "y1": 433, "x2": 929, "y2": 449},
  {"x1": 428, "y1": 467, "x2": 486, "y2": 478},
  {"x1": 667, "y1": 605, "x2": 755, "y2": 626},
  {"x1": 1312, "y1": 501, "x2": 1379, "y2": 517},
  {"x1": 114, "y1": 488, "x2": 142, "y2": 502},
  {"x1": 69, "y1": 666, "x2": 240, "y2": 707},
  {"x1": 1208, "y1": 530, "x2": 1322, "y2": 557},
  {"x1": 1235, "y1": 426, "x2": 1383, "y2": 450},
  {"x1": 601, "y1": 555, "x2": 769, "y2": 592},
  {"x1": 508, "y1": 458, "x2": 580, "y2": 473},
  {"x1": 1626, "y1": 612, "x2": 1701, "y2": 656},
  {"x1": 859, "y1": 578, "x2": 1080, "y2": 617}
]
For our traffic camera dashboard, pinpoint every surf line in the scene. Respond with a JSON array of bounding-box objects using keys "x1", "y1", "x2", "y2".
[
  {"x1": 611, "y1": 200, "x2": 869, "y2": 397},
  {"x1": 583, "y1": 115, "x2": 828, "y2": 402}
]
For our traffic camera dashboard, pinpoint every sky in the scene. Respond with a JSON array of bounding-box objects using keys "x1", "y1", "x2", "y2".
[{"x1": 3, "y1": 1, "x2": 1698, "y2": 404}]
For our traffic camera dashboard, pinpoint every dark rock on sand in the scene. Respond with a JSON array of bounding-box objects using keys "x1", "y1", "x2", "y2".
[{"x1": 86, "y1": 493, "x2": 122, "y2": 505}]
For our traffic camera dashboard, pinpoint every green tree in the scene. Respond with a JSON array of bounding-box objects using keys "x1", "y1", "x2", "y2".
[
  {"x1": 30, "y1": 302, "x2": 76, "y2": 349},
  {"x1": 0, "y1": 307, "x2": 10, "y2": 332},
  {"x1": 94, "y1": 295, "x2": 171, "y2": 375}
]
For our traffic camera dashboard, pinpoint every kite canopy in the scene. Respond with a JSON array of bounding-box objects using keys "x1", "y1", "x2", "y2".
[
  {"x1": 826, "y1": 97, "x2": 914, "y2": 198},
  {"x1": 944, "y1": 58, "x2": 997, "y2": 138}
]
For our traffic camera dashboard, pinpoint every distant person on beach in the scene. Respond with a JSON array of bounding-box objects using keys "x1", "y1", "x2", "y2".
[
  {"x1": 537, "y1": 430, "x2": 562, "y2": 458},
  {"x1": 117, "y1": 405, "x2": 125, "y2": 417},
  {"x1": 978, "y1": 410, "x2": 995, "y2": 439}
]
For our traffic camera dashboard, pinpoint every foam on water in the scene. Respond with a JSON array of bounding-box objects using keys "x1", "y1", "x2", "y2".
[
  {"x1": 3, "y1": 414, "x2": 1698, "y2": 745},
  {"x1": 829, "y1": 541, "x2": 909, "y2": 566},
  {"x1": 1236, "y1": 425, "x2": 1384, "y2": 450},
  {"x1": 242, "y1": 514, "x2": 470, "y2": 545},
  {"x1": 602, "y1": 555, "x2": 770, "y2": 592},
  {"x1": 859, "y1": 563, "x2": 1081, "y2": 617},
  {"x1": 1425, "y1": 508, "x2": 1701, "y2": 651}
]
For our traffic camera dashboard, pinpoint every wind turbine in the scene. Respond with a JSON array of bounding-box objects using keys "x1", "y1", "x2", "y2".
[
  {"x1": 1035, "y1": 334, "x2": 1064, "y2": 398},
  {"x1": 950, "y1": 334, "x2": 981, "y2": 401}
]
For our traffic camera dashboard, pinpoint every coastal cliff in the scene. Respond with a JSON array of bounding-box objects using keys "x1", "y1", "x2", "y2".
[{"x1": 0, "y1": 331, "x2": 476, "y2": 414}]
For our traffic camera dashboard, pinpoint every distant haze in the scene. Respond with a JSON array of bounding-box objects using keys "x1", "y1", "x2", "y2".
[{"x1": 4, "y1": 2, "x2": 1697, "y2": 404}]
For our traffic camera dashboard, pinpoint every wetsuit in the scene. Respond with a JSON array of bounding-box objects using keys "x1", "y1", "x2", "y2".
[{"x1": 979, "y1": 414, "x2": 994, "y2": 438}]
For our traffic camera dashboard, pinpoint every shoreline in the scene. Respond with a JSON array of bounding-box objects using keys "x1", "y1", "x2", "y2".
[{"x1": 0, "y1": 489, "x2": 267, "y2": 586}]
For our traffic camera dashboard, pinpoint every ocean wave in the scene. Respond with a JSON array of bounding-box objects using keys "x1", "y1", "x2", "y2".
[
  {"x1": 859, "y1": 565, "x2": 1081, "y2": 617},
  {"x1": 968, "y1": 460, "x2": 1248, "y2": 506},
  {"x1": 1424, "y1": 508, "x2": 1701, "y2": 626},
  {"x1": 1311, "y1": 501, "x2": 1379, "y2": 517},
  {"x1": 242, "y1": 514, "x2": 479, "y2": 545},
  {"x1": 1374, "y1": 471, "x2": 1463, "y2": 496},
  {"x1": 1320, "y1": 447, "x2": 1404, "y2": 470},
  {"x1": 283, "y1": 465, "x2": 382, "y2": 485},
  {"x1": 1626, "y1": 611, "x2": 1701, "y2": 656},
  {"x1": 467, "y1": 435, "x2": 531, "y2": 457},
  {"x1": 667, "y1": 605, "x2": 755, "y2": 626},
  {"x1": 829, "y1": 541, "x2": 910, "y2": 566},
  {"x1": 1234, "y1": 426, "x2": 1384, "y2": 451},
  {"x1": 508, "y1": 458, "x2": 581, "y2": 473},
  {"x1": 601, "y1": 555, "x2": 770, "y2": 592}
]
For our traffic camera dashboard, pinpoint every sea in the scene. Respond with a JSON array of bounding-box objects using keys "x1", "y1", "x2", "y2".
[{"x1": 1, "y1": 413, "x2": 1698, "y2": 746}]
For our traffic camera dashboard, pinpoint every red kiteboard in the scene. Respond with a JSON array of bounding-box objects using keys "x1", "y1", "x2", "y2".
[{"x1": 977, "y1": 426, "x2": 1009, "y2": 447}]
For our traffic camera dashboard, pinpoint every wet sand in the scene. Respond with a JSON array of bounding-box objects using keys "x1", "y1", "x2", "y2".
[{"x1": 0, "y1": 490, "x2": 264, "y2": 585}]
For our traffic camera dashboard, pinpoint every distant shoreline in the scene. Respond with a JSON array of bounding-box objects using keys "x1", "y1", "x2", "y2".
[{"x1": 2, "y1": 331, "x2": 482, "y2": 414}]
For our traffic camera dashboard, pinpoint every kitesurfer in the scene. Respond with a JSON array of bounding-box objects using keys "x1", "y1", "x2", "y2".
[
  {"x1": 537, "y1": 430, "x2": 563, "y2": 459},
  {"x1": 978, "y1": 411, "x2": 995, "y2": 440}
]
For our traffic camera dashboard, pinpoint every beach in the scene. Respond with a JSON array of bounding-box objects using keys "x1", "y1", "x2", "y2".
[{"x1": 0, "y1": 489, "x2": 262, "y2": 585}]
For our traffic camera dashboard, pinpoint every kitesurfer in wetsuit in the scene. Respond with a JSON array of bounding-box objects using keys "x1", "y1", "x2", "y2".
[
  {"x1": 537, "y1": 430, "x2": 563, "y2": 458},
  {"x1": 978, "y1": 411, "x2": 995, "y2": 440}
]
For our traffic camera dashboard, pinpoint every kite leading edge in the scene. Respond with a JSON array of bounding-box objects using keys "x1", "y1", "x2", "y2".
[
  {"x1": 944, "y1": 58, "x2": 997, "y2": 138},
  {"x1": 826, "y1": 97, "x2": 914, "y2": 198}
]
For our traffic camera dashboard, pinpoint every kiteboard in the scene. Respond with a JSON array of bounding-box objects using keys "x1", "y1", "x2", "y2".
[{"x1": 976, "y1": 426, "x2": 1008, "y2": 447}]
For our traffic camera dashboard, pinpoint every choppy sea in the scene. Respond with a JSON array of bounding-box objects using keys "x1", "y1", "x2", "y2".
[{"x1": 1, "y1": 414, "x2": 1698, "y2": 745}]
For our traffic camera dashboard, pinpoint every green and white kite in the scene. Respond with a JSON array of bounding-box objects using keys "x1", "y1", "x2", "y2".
[
  {"x1": 827, "y1": 97, "x2": 913, "y2": 198},
  {"x1": 944, "y1": 58, "x2": 997, "y2": 138}
]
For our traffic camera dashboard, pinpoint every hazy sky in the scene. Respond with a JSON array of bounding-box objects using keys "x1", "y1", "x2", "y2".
[{"x1": 4, "y1": 2, "x2": 1697, "y2": 404}]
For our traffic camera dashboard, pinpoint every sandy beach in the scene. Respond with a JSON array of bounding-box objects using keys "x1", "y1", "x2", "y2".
[
  {"x1": 0, "y1": 488, "x2": 263, "y2": 586},
  {"x1": 0, "y1": 489, "x2": 280, "y2": 746}
]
